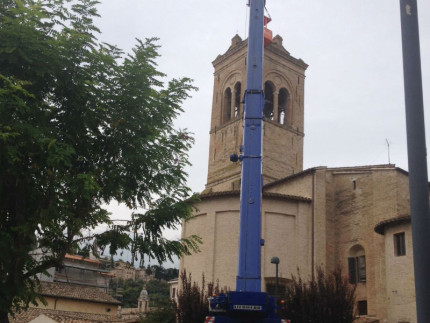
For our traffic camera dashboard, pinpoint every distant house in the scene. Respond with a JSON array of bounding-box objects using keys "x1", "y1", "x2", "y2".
[
  {"x1": 135, "y1": 267, "x2": 152, "y2": 282},
  {"x1": 110, "y1": 260, "x2": 136, "y2": 281},
  {"x1": 10, "y1": 281, "x2": 142, "y2": 323},
  {"x1": 36, "y1": 253, "x2": 115, "y2": 292},
  {"x1": 54, "y1": 254, "x2": 114, "y2": 291},
  {"x1": 109, "y1": 259, "x2": 153, "y2": 282},
  {"x1": 168, "y1": 278, "x2": 179, "y2": 303}
]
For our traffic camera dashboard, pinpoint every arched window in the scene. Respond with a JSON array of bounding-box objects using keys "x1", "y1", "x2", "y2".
[
  {"x1": 264, "y1": 82, "x2": 274, "y2": 120},
  {"x1": 234, "y1": 82, "x2": 241, "y2": 118},
  {"x1": 348, "y1": 245, "x2": 366, "y2": 283},
  {"x1": 278, "y1": 88, "x2": 289, "y2": 125},
  {"x1": 223, "y1": 88, "x2": 232, "y2": 123}
]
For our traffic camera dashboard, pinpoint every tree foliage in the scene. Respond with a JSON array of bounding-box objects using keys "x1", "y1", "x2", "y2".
[
  {"x1": 113, "y1": 278, "x2": 171, "y2": 309},
  {"x1": 145, "y1": 279, "x2": 171, "y2": 308},
  {"x1": 0, "y1": 0, "x2": 199, "y2": 320},
  {"x1": 140, "y1": 307, "x2": 176, "y2": 323},
  {"x1": 280, "y1": 267, "x2": 356, "y2": 323},
  {"x1": 114, "y1": 279, "x2": 146, "y2": 309},
  {"x1": 146, "y1": 265, "x2": 179, "y2": 281}
]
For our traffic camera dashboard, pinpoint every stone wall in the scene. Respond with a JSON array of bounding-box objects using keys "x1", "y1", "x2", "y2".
[
  {"x1": 384, "y1": 223, "x2": 415, "y2": 323},
  {"x1": 180, "y1": 193, "x2": 312, "y2": 290}
]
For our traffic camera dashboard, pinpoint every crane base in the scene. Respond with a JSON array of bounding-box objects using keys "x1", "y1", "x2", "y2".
[
  {"x1": 206, "y1": 291, "x2": 289, "y2": 323},
  {"x1": 204, "y1": 317, "x2": 289, "y2": 323}
]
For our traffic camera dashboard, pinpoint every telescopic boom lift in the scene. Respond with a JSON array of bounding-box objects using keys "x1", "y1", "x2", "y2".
[{"x1": 204, "y1": 1, "x2": 289, "y2": 322}]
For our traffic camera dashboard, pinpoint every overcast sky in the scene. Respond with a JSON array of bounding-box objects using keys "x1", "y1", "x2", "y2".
[{"x1": 92, "y1": 1, "x2": 429, "y2": 266}]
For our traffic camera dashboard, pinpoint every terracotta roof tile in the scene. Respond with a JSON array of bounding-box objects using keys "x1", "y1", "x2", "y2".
[
  {"x1": 40, "y1": 282, "x2": 121, "y2": 305},
  {"x1": 65, "y1": 254, "x2": 101, "y2": 264},
  {"x1": 11, "y1": 308, "x2": 139, "y2": 323},
  {"x1": 199, "y1": 190, "x2": 311, "y2": 202},
  {"x1": 374, "y1": 215, "x2": 411, "y2": 235}
]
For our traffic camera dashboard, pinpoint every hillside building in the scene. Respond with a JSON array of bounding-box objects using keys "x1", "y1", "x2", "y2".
[{"x1": 108, "y1": 259, "x2": 153, "y2": 282}]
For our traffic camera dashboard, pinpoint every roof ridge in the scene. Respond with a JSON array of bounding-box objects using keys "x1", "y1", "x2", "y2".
[{"x1": 199, "y1": 190, "x2": 311, "y2": 202}]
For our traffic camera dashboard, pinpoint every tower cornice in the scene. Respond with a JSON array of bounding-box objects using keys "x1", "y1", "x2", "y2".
[{"x1": 212, "y1": 35, "x2": 308, "y2": 71}]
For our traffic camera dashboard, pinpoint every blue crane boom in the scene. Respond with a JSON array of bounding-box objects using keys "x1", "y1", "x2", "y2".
[
  {"x1": 236, "y1": 0, "x2": 265, "y2": 293},
  {"x1": 204, "y1": 1, "x2": 289, "y2": 322}
]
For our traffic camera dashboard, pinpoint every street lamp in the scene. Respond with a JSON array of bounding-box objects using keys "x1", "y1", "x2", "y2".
[{"x1": 270, "y1": 256, "x2": 280, "y2": 312}]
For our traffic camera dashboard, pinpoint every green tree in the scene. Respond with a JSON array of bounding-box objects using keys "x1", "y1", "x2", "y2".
[
  {"x1": 114, "y1": 279, "x2": 141, "y2": 308},
  {"x1": 164, "y1": 267, "x2": 179, "y2": 281},
  {"x1": 0, "y1": 0, "x2": 199, "y2": 321},
  {"x1": 145, "y1": 279, "x2": 170, "y2": 308},
  {"x1": 113, "y1": 278, "x2": 170, "y2": 309},
  {"x1": 146, "y1": 265, "x2": 178, "y2": 281}
]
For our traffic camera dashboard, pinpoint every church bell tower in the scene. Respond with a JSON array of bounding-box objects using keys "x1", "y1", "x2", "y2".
[{"x1": 205, "y1": 34, "x2": 308, "y2": 192}]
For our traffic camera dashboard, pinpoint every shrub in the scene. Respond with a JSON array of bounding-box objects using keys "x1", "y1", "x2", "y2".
[
  {"x1": 175, "y1": 270, "x2": 219, "y2": 323},
  {"x1": 140, "y1": 307, "x2": 176, "y2": 323},
  {"x1": 280, "y1": 267, "x2": 356, "y2": 323}
]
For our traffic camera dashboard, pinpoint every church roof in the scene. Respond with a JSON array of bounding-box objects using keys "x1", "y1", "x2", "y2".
[
  {"x1": 199, "y1": 190, "x2": 311, "y2": 202},
  {"x1": 264, "y1": 164, "x2": 410, "y2": 190},
  {"x1": 263, "y1": 167, "x2": 320, "y2": 189},
  {"x1": 374, "y1": 215, "x2": 411, "y2": 235}
]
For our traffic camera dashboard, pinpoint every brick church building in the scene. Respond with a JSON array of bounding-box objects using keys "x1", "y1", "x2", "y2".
[{"x1": 180, "y1": 33, "x2": 416, "y2": 323}]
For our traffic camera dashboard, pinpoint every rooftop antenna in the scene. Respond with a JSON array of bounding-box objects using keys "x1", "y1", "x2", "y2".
[{"x1": 386, "y1": 138, "x2": 391, "y2": 164}]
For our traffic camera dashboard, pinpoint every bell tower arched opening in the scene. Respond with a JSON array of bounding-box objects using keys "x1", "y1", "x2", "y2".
[
  {"x1": 264, "y1": 81, "x2": 275, "y2": 120},
  {"x1": 223, "y1": 87, "x2": 232, "y2": 123},
  {"x1": 234, "y1": 82, "x2": 241, "y2": 118},
  {"x1": 278, "y1": 88, "x2": 289, "y2": 125}
]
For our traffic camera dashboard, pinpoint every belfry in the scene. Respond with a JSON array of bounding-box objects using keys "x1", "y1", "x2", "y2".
[{"x1": 205, "y1": 34, "x2": 307, "y2": 193}]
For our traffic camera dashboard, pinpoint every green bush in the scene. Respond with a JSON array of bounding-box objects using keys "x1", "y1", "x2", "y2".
[
  {"x1": 280, "y1": 267, "x2": 356, "y2": 323},
  {"x1": 175, "y1": 270, "x2": 219, "y2": 323},
  {"x1": 146, "y1": 279, "x2": 171, "y2": 308},
  {"x1": 140, "y1": 307, "x2": 176, "y2": 323}
]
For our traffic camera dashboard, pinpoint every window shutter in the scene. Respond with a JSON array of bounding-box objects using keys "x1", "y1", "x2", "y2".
[
  {"x1": 357, "y1": 300, "x2": 368, "y2": 315},
  {"x1": 357, "y1": 255, "x2": 366, "y2": 282},
  {"x1": 348, "y1": 257, "x2": 357, "y2": 284}
]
